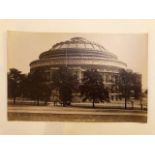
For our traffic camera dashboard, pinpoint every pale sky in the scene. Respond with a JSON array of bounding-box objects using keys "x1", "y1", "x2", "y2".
[{"x1": 8, "y1": 32, "x2": 147, "y2": 89}]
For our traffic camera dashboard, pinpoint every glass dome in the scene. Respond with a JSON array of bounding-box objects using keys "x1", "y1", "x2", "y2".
[{"x1": 39, "y1": 37, "x2": 118, "y2": 60}]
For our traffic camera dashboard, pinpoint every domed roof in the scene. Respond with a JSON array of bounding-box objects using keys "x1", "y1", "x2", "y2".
[
  {"x1": 30, "y1": 37, "x2": 127, "y2": 71},
  {"x1": 39, "y1": 37, "x2": 118, "y2": 60}
]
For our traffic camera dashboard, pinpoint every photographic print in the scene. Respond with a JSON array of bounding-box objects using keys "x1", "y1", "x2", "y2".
[{"x1": 7, "y1": 32, "x2": 148, "y2": 122}]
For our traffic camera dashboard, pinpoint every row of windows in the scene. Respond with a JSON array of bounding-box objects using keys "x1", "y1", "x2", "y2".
[
  {"x1": 40, "y1": 52, "x2": 116, "y2": 60},
  {"x1": 44, "y1": 71, "x2": 119, "y2": 83},
  {"x1": 54, "y1": 43, "x2": 104, "y2": 51},
  {"x1": 111, "y1": 95, "x2": 122, "y2": 100}
]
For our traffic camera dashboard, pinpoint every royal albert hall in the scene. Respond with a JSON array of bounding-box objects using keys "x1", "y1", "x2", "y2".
[{"x1": 30, "y1": 37, "x2": 127, "y2": 101}]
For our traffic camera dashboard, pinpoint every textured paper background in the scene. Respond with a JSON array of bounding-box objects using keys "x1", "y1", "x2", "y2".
[{"x1": 0, "y1": 19, "x2": 154, "y2": 134}]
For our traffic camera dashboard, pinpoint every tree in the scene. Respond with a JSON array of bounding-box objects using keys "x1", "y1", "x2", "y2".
[
  {"x1": 20, "y1": 73, "x2": 31, "y2": 99},
  {"x1": 8, "y1": 68, "x2": 25, "y2": 104},
  {"x1": 8, "y1": 68, "x2": 52, "y2": 105},
  {"x1": 40, "y1": 83, "x2": 51, "y2": 105},
  {"x1": 117, "y1": 69, "x2": 129, "y2": 109},
  {"x1": 118, "y1": 69, "x2": 142, "y2": 109},
  {"x1": 27, "y1": 69, "x2": 52, "y2": 105},
  {"x1": 132, "y1": 73, "x2": 142, "y2": 100},
  {"x1": 80, "y1": 69, "x2": 109, "y2": 108},
  {"x1": 52, "y1": 67, "x2": 79, "y2": 106}
]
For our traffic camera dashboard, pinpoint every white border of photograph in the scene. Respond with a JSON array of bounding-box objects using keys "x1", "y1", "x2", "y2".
[{"x1": 0, "y1": 19, "x2": 155, "y2": 134}]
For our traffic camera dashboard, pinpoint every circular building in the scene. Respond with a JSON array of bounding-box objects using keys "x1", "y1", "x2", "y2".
[{"x1": 30, "y1": 37, "x2": 127, "y2": 101}]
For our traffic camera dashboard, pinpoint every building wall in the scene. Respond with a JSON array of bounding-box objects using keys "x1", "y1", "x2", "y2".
[{"x1": 33, "y1": 65, "x2": 123, "y2": 102}]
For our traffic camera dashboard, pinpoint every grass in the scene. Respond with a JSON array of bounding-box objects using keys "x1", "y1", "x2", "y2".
[
  {"x1": 8, "y1": 112, "x2": 147, "y2": 123},
  {"x1": 8, "y1": 99, "x2": 147, "y2": 122}
]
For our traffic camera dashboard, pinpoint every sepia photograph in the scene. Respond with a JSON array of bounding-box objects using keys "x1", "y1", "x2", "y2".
[
  {"x1": 1, "y1": 0, "x2": 155, "y2": 153},
  {"x1": 7, "y1": 32, "x2": 148, "y2": 122}
]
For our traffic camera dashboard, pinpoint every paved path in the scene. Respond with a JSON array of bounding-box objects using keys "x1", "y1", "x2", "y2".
[{"x1": 8, "y1": 105, "x2": 147, "y2": 116}]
